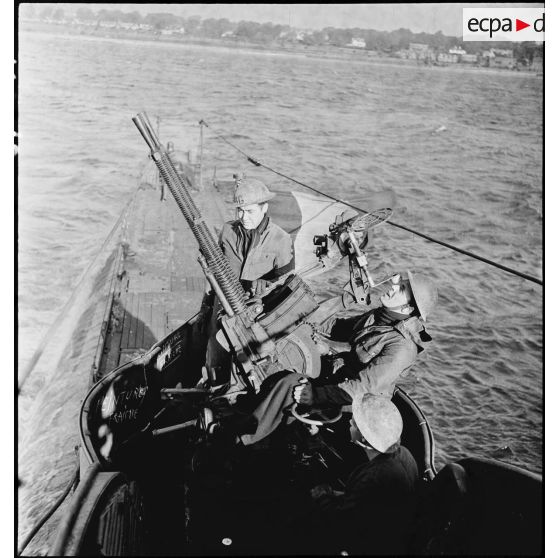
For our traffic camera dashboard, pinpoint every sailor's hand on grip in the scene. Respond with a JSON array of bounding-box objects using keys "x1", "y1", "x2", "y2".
[
  {"x1": 293, "y1": 377, "x2": 314, "y2": 406},
  {"x1": 250, "y1": 279, "x2": 269, "y2": 297}
]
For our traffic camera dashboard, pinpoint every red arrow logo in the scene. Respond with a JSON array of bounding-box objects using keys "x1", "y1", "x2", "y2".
[{"x1": 516, "y1": 19, "x2": 530, "y2": 31}]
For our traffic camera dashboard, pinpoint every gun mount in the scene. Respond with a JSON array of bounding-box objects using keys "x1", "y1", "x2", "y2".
[
  {"x1": 313, "y1": 208, "x2": 393, "y2": 307},
  {"x1": 133, "y1": 112, "x2": 322, "y2": 392}
]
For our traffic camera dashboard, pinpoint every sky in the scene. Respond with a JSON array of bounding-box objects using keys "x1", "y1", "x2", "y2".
[{"x1": 104, "y1": 3, "x2": 544, "y2": 37}]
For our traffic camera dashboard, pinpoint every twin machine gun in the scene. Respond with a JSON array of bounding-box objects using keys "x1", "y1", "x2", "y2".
[{"x1": 133, "y1": 112, "x2": 323, "y2": 393}]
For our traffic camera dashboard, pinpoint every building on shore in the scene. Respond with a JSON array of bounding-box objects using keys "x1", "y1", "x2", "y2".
[
  {"x1": 492, "y1": 48, "x2": 513, "y2": 57},
  {"x1": 161, "y1": 26, "x2": 184, "y2": 35},
  {"x1": 490, "y1": 48, "x2": 516, "y2": 69},
  {"x1": 437, "y1": 52, "x2": 459, "y2": 64},
  {"x1": 396, "y1": 42, "x2": 436, "y2": 63},
  {"x1": 480, "y1": 48, "x2": 516, "y2": 69},
  {"x1": 448, "y1": 46, "x2": 467, "y2": 56},
  {"x1": 408, "y1": 42, "x2": 431, "y2": 59},
  {"x1": 347, "y1": 37, "x2": 366, "y2": 49},
  {"x1": 460, "y1": 53, "x2": 478, "y2": 64}
]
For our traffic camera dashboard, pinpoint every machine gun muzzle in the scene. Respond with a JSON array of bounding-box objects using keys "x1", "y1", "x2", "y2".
[{"x1": 132, "y1": 112, "x2": 162, "y2": 154}]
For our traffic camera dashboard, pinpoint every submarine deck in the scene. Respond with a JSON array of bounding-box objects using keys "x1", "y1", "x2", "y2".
[{"x1": 95, "y1": 171, "x2": 233, "y2": 379}]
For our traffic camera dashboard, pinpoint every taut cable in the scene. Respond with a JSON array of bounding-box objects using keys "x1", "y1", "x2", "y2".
[{"x1": 200, "y1": 120, "x2": 542, "y2": 287}]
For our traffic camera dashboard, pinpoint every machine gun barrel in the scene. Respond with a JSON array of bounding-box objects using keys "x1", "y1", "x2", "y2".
[
  {"x1": 133, "y1": 112, "x2": 249, "y2": 316},
  {"x1": 133, "y1": 113, "x2": 323, "y2": 394}
]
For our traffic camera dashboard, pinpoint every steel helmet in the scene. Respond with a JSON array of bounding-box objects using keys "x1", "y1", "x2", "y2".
[
  {"x1": 407, "y1": 270, "x2": 438, "y2": 321},
  {"x1": 352, "y1": 394, "x2": 403, "y2": 453},
  {"x1": 233, "y1": 178, "x2": 275, "y2": 207}
]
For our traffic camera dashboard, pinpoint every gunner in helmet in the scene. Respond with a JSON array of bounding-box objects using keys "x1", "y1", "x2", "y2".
[
  {"x1": 295, "y1": 394, "x2": 419, "y2": 555},
  {"x1": 219, "y1": 177, "x2": 295, "y2": 296},
  {"x1": 233, "y1": 270, "x2": 438, "y2": 444},
  {"x1": 205, "y1": 177, "x2": 294, "y2": 385}
]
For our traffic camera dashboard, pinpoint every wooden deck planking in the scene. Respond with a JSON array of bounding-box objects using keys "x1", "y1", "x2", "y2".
[
  {"x1": 99, "y1": 175, "x2": 232, "y2": 376},
  {"x1": 151, "y1": 293, "x2": 167, "y2": 342},
  {"x1": 145, "y1": 292, "x2": 155, "y2": 349}
]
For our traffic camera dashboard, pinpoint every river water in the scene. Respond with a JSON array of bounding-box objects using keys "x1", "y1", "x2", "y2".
[{"x1": 18, "y1": 29, "x2": 542, "y2": 553}]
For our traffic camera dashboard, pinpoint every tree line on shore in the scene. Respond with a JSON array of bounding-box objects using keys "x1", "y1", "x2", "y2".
[{"x1": 21, "y1": 4, "x2": 542, "y2": 61}]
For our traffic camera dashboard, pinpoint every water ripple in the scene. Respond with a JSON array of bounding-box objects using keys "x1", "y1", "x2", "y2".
[{"x1": 18, "y1": 31, "x2": 542, "y2": 545}]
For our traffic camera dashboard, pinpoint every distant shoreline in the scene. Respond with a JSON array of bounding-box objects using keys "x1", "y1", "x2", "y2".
[{"x1": 20, "y1": 20, "x2": 541, "y2": 78}]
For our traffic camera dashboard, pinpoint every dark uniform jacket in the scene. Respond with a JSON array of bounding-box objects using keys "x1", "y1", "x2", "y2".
[
  {"x1": 314, "y1": 310, "x2": 432, "y2": 405},
  {"x1": 315, "y1": 445, "x2": 419, "y2": 555},
  {"x1": 219, "y1": 216, "x2": 295, "y2": 283}
]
